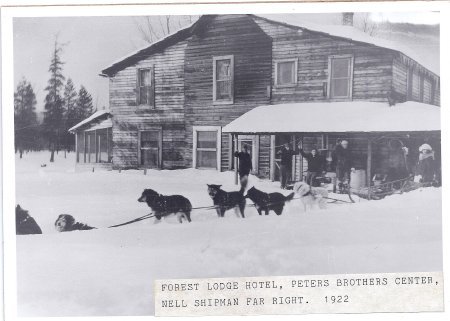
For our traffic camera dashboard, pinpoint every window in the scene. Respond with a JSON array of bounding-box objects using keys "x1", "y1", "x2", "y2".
[
  {"x1": 328, "y1": 56, "x2": 353, "y2": 99},
  {"x1": 193, "y1": 126, "x2": 221, "y2": 169},
  {"x1": 139, "y1": 130, "x2": 161, "y2": 168},
  {"x1": 412, "y1": 72, "x2": 420, "y2": 100},
  {"x1": 137, "y1": 67, "x2": 154, "y2": 107},
  {"x1": 423, "y1": 78, "x2": 433, "y2": 104},
  {"x1": 87, "y1": 132, "x2": 96, "y2": 163},
  {"x1": 275, "y1": 59, "x2": 298, "y2": 86},
  {"x1": 96, "y1": 128, "x2": 111, "y2": 163},
  {"x1": 213, "y1": 56, "x2": 234, "y2": 103}
]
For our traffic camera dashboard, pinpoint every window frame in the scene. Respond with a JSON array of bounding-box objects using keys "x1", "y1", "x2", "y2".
[
  {"x1": 136, "y1": 66, "x2": 155, "y2": 108},
  {"x1": 327, "y1": 55, "x2": 354, "y2": 99},
  {"x1": 193, "y1": 126, "x2": 222, "y2": 170},
  {"x1": 213, "y1": 55, "x2": 234, "y2": 105},
  {"x1": 275, "y1": 58, "x2": 298, "y2": 87}
]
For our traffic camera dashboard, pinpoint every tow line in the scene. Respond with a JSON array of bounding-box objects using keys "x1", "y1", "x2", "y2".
[{"x1": 108, "y1": 196, "x2": 353, "y2": 228}]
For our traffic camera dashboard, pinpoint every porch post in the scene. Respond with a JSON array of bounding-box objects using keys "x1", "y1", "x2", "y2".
[
  {"x1": 270, "y1": 135, "x2": 276, "y2": 181},
  {"x1": 367, "y1": 136, "x2": 373, "y2": 200},
  {"x1": 234, "y1": 134, "x2": 238, "y2": 185},
  {"x1": 75, "y1": 132, "x2": 78, "y2": 163},
  {"x1": 291, "y1": 135, "x2": 296, "y2": 181}
]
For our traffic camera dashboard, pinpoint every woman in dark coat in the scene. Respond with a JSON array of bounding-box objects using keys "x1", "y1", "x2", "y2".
[{"x1": 300, "y1": 148, "x2": 325, "y2": 187}]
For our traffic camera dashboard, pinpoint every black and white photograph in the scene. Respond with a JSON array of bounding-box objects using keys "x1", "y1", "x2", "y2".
[{"x1": 2, "y1": 1, "x2": 445, "y2": 318}]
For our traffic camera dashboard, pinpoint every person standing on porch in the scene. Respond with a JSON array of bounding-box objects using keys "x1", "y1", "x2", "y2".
[
  {"x1": 415, "y1": 143, "x2": 436, "y2": 184},
  {"x1": 277, "y1": 143, "x2": 300, "y2": 189},
  {"x1": 299, "y1": 148, "x2": 325, "y2": 187},
  {"x1": 234, "y1": 144, "x2": 252, "y2": 191},
  {"x1": 332, "y1": 140, "x2": 355, "y2": 191}
]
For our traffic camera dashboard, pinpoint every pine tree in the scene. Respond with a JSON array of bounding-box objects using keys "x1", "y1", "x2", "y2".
[
  {"x1": 43, "y1": 38, "x2": 65, "y2": 162},
  {"x1": 76, "y1": 85, "x2": 94, "y2": 119},
  {"x1": 14, "y1": 78, "x2": 38, "y2": 158},
  {"x1": 62, "y1": 78, "x2": 78, "y2": 153}
]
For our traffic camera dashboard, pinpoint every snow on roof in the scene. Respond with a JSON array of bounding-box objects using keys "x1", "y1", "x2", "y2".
[
  {"x1": 222, "y1": 101, "x2": 440, "y2": 134},
  {"x1": 85, "y1": 118, "x2": 112, "y2": 132},
  {"x1": 69, "y1": 109, "x2": 111, "y2": 132},
  {"x1": 101, "y1": 14, "x2": 438, "y2": 77},
  {"x1": 255, "y1": 15, "x2": 439, "y2": 76}
]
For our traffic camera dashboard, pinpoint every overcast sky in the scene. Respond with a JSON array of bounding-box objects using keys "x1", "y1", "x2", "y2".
[{"x1": 13, "y1": 12, "x2": 439, "y2": 114}]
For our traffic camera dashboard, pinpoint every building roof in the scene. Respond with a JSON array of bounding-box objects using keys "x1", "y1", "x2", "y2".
[
  {"x1": 85, "y1": 118, "x2": 113, "y2": 132},
  {"x1": 222, "y1": 101, "x2": 440, "y2": 134},
  {"x1": 68, "y1": 109, "x2": 111, "y2": 133},
  {"x1": 255, "y1": 15, "x2": 439, "y2": 76},
  {"x1": 100, "y1": 16, "x2": 212, "y2": 76},
  {"x1": 100, "y1": 14, "x2": 439, "y2": 77}
]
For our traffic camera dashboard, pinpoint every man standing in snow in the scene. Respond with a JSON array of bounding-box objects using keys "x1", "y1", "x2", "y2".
[
  {"x1": 234, "y1": 144, "x2": 252, "y2": 191},
  {"x1": 332, "y1": 140, "x2": 355, "y2": 192},
  {"x1": 300, "y1": 148, "x2": 325, "y2": 187},
  {"x1": 277, "y1": 143, "x2": 300, "y2": 189}
]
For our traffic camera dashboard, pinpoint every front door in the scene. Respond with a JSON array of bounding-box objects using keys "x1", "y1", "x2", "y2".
[{"x1": 140, "y1": 130, "x2": 161, "y2": 168}]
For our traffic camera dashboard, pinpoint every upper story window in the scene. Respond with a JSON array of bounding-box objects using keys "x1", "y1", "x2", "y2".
[
  {"x1": 137, "y1": 67, "x2": 154, "y2": 107},
  {"x1": 275, "y1": 59, "x2": 298, "y2": 86},
  {"x1": 213, "y1": 55, "x2": 234, "y2": 104},
  {"x1": 412, "y1": 72, "x2": 420, "y2": 100},
  {"x1": 328, "y1": 55, "x2": 354, "y2": 99}
]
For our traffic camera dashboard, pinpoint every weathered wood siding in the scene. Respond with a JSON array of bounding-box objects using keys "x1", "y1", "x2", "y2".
[
  {"x1": 258, "y1": 135, "x2": 271, "y2": 178},
  {"x1": 391, "y1": 56, "x2": 440, "y2": 106},
  {"x1": 109, "y1": 41, "x2": 188, "y2": 169},
  {"x1": 392, "y1": 58, "x2": 408, "y2": 97},
  {"x1": 253, "y1": 17, "x2": 395, "y2": 104},
  {"x1": 184, "y1": 15, "x2": 273, "y2": 171}
]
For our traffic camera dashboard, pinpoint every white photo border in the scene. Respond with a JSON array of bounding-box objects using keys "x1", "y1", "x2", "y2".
[{"x1": 2, "y1": 1, "x2": 448, "y2": 320}]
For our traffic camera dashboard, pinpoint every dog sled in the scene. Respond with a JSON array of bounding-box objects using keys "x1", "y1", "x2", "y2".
[{"x1": 351, "y1": 175, "x2": 435, "y2": 200}]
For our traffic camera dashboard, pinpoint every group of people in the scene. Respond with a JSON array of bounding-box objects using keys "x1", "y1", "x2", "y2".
[
  {"x1": 234, "y1": 138, "x2": 439, "y2": 192},
  {"x1": 275, "y1": 140, "x2": 354, "y2": 190}
]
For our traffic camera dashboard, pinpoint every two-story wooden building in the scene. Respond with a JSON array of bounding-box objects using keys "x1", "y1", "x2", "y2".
[{"x1": 70, "y1": 14, "x2": 440, "y2": 187}]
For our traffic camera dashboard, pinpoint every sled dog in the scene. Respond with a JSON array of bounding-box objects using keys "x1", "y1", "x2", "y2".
[
  {"x1": 16, "y1": 205, "x2": 42, "y2": 235},
  {"x1": 207, "y1": 184, "x2": 246, "y2": 218},
  {"x1": 55, "y1": 214, "x2": 96, "y2": 232},
  {"x1": 138, "y1": 189, "x2": 192, "y2": 223},
  {"x1": 245, "y1": 186, "x2": 294, "y2": 216},
  {"x1": 293, "y1": 181, "x2": 328, "y2": 211}
]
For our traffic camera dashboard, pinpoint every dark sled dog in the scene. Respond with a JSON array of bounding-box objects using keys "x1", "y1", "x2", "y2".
[
  {"x1": 55, "y1": 214, "x2": 96, "y2": 232},
  {"x1": 245, "y1": 186, "x2": 294, "y2": 216},
  {"x1": 16, "y1": 205, "x2": 42, "y2": 235},
  {"x1": 207, "y1": 184, "x2": 246, "y2": 218},
  {"x1": 138, "y1": 189, "x2": 192, "y2": 223}
]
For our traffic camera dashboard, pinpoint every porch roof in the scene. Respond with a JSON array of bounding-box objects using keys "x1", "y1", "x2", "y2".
[
  {"x1": 85, "y1": 118, "x2": 113, "y2": 132},
  {"x1": 222, "y1": 101, "x2": 440, "y2": 134},
  {"x1": 68, "y1": 109, "x2": 111, "y2": 133}
]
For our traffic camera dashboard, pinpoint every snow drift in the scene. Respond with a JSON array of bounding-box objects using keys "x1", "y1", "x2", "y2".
[{"x1": 15, "y1": 152, "x2": 442, "y2": 316}]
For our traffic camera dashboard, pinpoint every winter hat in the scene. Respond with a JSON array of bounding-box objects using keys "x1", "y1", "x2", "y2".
[{"x1": 419, "y1": 144, "x2": 432, "y2": 152}]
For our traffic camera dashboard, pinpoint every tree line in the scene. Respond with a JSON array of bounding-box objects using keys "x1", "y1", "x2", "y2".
[{"x1": 14, "y1": 39, "x2": 95, "y2": 161}]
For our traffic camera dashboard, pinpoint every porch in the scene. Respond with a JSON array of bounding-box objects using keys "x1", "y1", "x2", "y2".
[
  {"x1": 69, "y1": 110, "x2": 113, "y2": 170},
  {"x1": 223, "y1": 101, "x2": 441, "y2": 193}
]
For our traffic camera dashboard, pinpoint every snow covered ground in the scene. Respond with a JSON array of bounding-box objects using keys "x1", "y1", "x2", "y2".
[{"x1": 15, "y1": 152, "x2": 442, "y2": 316}]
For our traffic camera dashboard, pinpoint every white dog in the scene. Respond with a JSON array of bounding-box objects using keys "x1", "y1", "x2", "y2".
[{"x1": 293, "y1": 181, "x2": 328, "y2": 212}]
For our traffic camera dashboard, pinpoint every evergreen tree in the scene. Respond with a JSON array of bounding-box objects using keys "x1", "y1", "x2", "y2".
[
  {"x1": 14, "y1": 78, "x2": 38, "y2": 158},
  {"x1": 43, "y1": 38, "x2": 65, "y2": 162},
  {"x1": 62, "y1": 78, "x2": 78, "y2": 152},
  {"x1": 76, "y1": 85, "x2": 94, "y2": 119}
]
